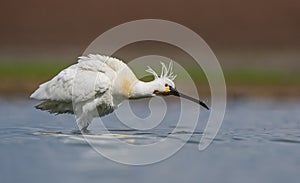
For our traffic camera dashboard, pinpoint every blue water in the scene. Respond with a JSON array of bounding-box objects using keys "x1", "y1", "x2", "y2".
[{"x1": 0, "y1": 97, "x2": 300, "y2": 183}]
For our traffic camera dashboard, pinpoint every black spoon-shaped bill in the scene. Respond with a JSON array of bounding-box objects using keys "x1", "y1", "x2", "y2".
[{"x1": 169, "y1": 86, "x2": 210, "y2": 110}]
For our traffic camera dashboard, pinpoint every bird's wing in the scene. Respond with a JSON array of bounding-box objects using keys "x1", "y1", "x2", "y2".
[
  {"x1": 78, "y1": 54, "x2": 127, "y2": 72},
  {"x1": 30, "y1": 67, "x2": 76, "y2": 101},
  {"x1": 30, "y1": 54, "x2": 125, "y2": 103}
]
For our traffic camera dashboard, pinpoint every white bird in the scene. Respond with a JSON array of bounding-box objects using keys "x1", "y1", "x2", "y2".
[{"x1": 30, "y1": 54, "x2": 209, "y2": 132}]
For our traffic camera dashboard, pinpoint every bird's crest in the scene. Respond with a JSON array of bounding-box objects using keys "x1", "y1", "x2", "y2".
[{"x1": 146, "y1": 62, "x2": 177, "y2": 81}]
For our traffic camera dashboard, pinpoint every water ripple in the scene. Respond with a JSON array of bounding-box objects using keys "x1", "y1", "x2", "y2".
[{"x1": 269, "y1": 138, "x2": 300, "y2": 144}]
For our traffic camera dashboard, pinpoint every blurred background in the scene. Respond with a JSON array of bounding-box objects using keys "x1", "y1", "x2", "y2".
[
  {"x1": 0, "y1": 0, "x2": 299, "y2": 97},
  {"x1": 1, "y1": 1, "x2": 300, "y2": 183}
]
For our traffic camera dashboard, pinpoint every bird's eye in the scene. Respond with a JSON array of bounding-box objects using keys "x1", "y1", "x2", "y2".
[{"x1": 165, "y1": 83, "x2": 169, "y2": 87}]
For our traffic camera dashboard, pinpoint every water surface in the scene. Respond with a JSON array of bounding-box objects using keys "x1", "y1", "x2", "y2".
[{"x1": 0, "y1": 97, "x2": 300, "y2": 183}]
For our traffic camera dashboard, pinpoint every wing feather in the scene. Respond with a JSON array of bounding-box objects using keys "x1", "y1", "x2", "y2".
[{"x1": 30, "y1": 54, "x2": 124, "y2": 103}]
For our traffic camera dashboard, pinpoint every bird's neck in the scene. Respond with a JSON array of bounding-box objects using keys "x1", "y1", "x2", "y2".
[{"x1": 129, "y1": 80, "x2": 157, "y2": 99}]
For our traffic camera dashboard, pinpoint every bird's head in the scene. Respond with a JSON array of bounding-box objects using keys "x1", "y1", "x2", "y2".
[
  {"x1": 145, "y1": 62, "x2": 209, "y2": 110},
  {"x1": 152, "y1": 77, "x2": 179, "y2": 96},
  {"x1": 146, "y1": 62, "x2": 179, "y2": 96}
]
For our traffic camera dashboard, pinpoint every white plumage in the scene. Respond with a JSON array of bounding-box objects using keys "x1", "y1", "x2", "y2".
[{"x1": 31, "y1": 54, "x2": 180, "y2": 132}]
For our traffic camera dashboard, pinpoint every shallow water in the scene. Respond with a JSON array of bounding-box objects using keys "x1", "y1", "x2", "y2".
[{"x1": 0, "y1": 97, "x2": 300, "y2": 183}]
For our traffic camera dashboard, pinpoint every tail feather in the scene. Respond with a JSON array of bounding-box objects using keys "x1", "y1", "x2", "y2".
[{"x1": 30, "y1": 82, "x2": 50, "y2": 100}]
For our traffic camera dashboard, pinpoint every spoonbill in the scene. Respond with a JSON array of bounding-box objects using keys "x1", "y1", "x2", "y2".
[{"x1": 31, "y1": 54, "x2": 209, "y2": 132}]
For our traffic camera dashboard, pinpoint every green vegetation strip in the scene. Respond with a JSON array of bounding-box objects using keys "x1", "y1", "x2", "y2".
[
  {"x1": 224, "y1": 69, "x2": 300, "y2": 85},
  {"x1": 0, "y1": 63, "x2": 70, "y2": 80},
  {"x1": 184, "y1": 68, "x2": 300, "y2": 85},
  {"x1": 0, "y1": 63, "x2": 299, "y2": 85}
]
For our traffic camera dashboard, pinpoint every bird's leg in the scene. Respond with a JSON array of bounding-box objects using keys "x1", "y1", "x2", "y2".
[
  {"x1": 81, "y1": 126, "x2": 89, "y2": 134},
  {"x1": 75, "y1": 103, "x2": 94, "y2": 134}
]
